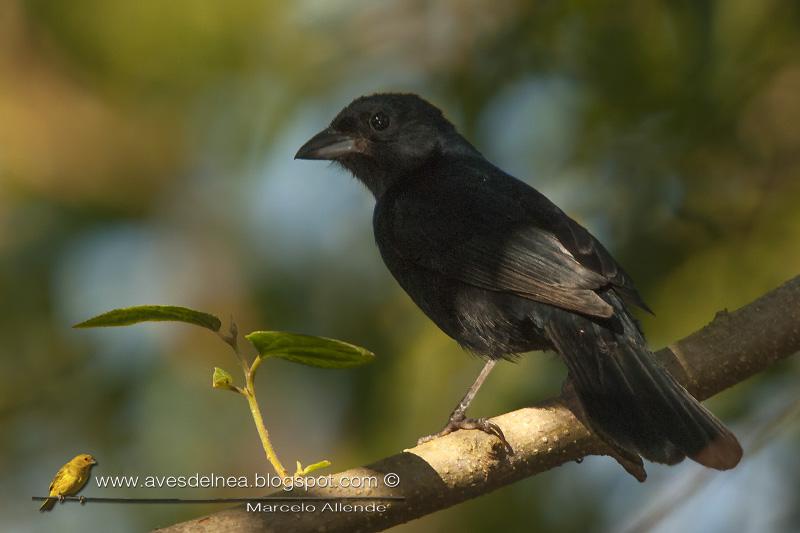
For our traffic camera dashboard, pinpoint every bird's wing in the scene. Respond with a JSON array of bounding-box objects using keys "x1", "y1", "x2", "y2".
[
  {"x1": 381, "y1": 170, "x2": 625, "y2": 317},
  {"x1": 541, "y1": 203, "x2": 651, "y2": 312},
  {"x1": 49, "y1": 466, "x2": 68, "y2": 494}
]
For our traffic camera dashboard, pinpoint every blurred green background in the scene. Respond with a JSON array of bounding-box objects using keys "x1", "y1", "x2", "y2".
[{"x1": 2, "y1": 1, "x2": 799, "y2": 531}]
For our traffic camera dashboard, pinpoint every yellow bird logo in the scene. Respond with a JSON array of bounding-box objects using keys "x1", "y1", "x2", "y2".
[{"x1": 40, "y1": 454, "x2": 98, "y2": 512}]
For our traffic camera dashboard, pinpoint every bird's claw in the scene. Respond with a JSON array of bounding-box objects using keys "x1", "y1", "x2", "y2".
[
  {"x1": 79, "y1": 496, "x2": 87, "y2": 505},
  {"x1": 417, "y1": 415, "x2": 513, "y2": 454}
]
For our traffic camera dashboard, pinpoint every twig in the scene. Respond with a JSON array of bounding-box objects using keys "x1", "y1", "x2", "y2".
[
  {"x1": 216, "y1": 320, "x2": 288, "y2": 479},
  {"x1": 158, "y1": 275, "x2": 800, "y2": 533}
]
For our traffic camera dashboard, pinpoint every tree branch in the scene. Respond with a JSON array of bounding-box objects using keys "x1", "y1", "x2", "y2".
[{"x1": 155, "y1": 276, "x2": 800, "y2": 533}]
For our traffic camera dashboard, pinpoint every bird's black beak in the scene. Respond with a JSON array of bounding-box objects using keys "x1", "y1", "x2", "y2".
[{"x1": 295, "y1": 128, "x2": 360, "y2": 160}]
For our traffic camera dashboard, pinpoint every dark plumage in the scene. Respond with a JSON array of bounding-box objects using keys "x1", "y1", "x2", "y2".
[{"x1": 295, "y1": 93, "x2": 742, "y2": 472}]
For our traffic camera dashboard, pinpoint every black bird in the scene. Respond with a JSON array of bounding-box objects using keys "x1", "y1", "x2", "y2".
[{"x1": 295, "y1": 93, "x2": 742, "y2": 473}]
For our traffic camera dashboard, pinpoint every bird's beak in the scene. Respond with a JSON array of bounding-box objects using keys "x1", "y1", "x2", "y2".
[
  {"x1": 295, "y1": 128, "x2": 360, "y2": 160},
  {"x1": 90, "y1": 458, "x2": 98, "y2": 465}
]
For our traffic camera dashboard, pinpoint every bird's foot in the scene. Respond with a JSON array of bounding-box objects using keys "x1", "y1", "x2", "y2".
[
  {"x1": 58, "y1": 494, "x2": 65, "y2": 503},
  {"x1": 79, "y1": 496, "x2": 87, "y2": 505},
  {"x1": 417, "y1": 414, "x2": 513, "y2": 454}
]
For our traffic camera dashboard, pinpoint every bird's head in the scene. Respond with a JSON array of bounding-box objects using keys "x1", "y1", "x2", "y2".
[
  {"x1": 295, "y1": 93, "x2": 475, "y2": 197},
  {"x1": 73, "y1": 454, "x2": 98, "y2": 467}
]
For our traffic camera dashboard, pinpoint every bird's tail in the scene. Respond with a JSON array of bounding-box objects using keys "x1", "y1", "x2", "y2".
[
  {"x1": 39, "y1": 497, "x2": 56, "y2": 512},
  {"x1": 544, "y1": 291, "x2": 742, "y2": 470}
]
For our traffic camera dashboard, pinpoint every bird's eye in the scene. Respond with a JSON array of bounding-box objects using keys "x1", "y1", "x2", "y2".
[{"x1": 369, "y1": 111, "x2": 390, "y2": 131}]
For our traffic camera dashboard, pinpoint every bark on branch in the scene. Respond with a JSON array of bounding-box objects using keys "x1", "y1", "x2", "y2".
[{"x1": 156, "y1": 276, "x2": 800, "y2": 533}]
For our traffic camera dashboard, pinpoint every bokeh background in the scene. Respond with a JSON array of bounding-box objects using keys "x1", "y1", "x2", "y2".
[{"x1": 2, "y1": 1, "x2": 799, "y2": 531}]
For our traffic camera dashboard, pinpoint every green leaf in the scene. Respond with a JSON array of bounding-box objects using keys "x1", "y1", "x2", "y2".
[
  {"x1": 295, "y1": 459, "x2": 331, "y2": 477},
  {"x1": 74, "y1": 305, "x2": 222, "y2": 332},
  {"x1": 245, "y1": 331, "x2": 374, "y2": 369},
  {"x1": 212, "y1": 367, "x2": 237, "y2": 392}
]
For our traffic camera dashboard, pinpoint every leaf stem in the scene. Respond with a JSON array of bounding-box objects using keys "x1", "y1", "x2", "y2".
[
  {"x1": 224, "y1": 321, "x2": 250, "y2": 374},
  {"x1": 219, "y1": 320, "x2": 287, "y2": 479},
  {"x1": 243, "y1": 373, "x2": 287, "y2": 479}
]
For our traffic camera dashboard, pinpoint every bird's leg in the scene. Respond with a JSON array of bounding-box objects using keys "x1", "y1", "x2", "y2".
[
  {"x1": 417, "y1": 359, "x2": 512, "y2": 453},
  {"x1": 448, "y1": 359, "x2": 497, "y2": 422},
  {"x1": 79, "y1": 496, "x2": 87, "y2": 505},
  {"x1": 58, "y1": 494, "x2": 65, "y2": 503}
]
